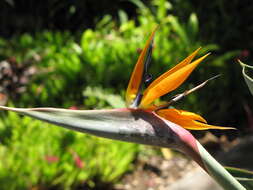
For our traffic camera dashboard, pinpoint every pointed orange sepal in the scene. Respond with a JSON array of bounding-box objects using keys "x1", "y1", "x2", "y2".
[
  {"x1": 157, "y1": 109, "x2": 235, "y2": 130},
  {"x1": 140, "y1": 53, "x2": 210, "y2": 108},
  {"x1": 125, "y1": 26, "x2": 158, "y2": 107},
  {"x1": 147, "y1": 47, "x2": 201, "y2": 90}
]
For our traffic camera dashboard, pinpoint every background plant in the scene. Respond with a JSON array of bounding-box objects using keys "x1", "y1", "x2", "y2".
[{"x1": 0, "y1": 108, "x2": 138, "y2": 190}]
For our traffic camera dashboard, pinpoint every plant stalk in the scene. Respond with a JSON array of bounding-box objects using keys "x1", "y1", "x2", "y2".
[{"x1": 196, "y1": 141, "x2": 246, "y2": 190}]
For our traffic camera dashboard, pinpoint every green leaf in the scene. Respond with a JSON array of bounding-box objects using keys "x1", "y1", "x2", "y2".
[
  {"x1": 168, "y1": 15, "x2": 189, "y2": 46},
  {"x1": 226, "y1": 167, "x2": 253, "y2": 189},
  {"x1": 239, "y1": 60, "x2": 253, "y2": 95},
  {"x1": 188, "y1": 13, "x2": 198, "y2": 38},
  {"x1": 118, "y1": 10, "x2": 128, "y2": 24}
]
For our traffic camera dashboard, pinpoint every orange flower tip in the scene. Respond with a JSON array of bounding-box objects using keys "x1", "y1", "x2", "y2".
[
  {"x1": 125, "y1": 26, "x2": 158, "y2": 107},
  {"x1": 190, "y1": 52, "x2": 210, "y2": 67},
  {"x1": 186, "y1": 126, "x2": 236, "y2": 131},
  {"x1": 212, "y1": 127, "x2": 236, "y2": 130},
  {"x1": 197, "y1": 125, "x2": 236, "y2": 131},
  {"x1": 193, "y1": 120, "x2": 236, "y2": 130},
  {"x1": 193, "y1": 47, "x2": 202, "y2": 54},
  {"x1": 196, "y1": 47, "x2": 202, "y2": 52}
]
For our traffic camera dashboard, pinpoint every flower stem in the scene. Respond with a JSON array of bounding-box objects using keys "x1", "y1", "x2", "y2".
[{"x1": 196, "y1": 141, "x2": 246, "y2": 190}]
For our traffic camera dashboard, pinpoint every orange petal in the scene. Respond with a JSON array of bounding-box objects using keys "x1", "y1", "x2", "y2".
[
  {"x1": 125, "y1": 27, "x2": 158, "y2": 107},
  {"x1": 140, "y1": 53, "x2": 210, "y2": 108},
  {"x1": 147, "y1": 48, "x2": 201, "y2": 90},
  {"x1": 157, "y1": 108, "x2": 206, "y2": 123},
  {"x1": 177, "y1": 109, "x2": 207, "y2": 123},
  {"x1": 184, "y1": 120, "x2": 235, "y2": 130},
  {"x1": 157, "y1": 109, "x2": 235, "y2": 130}
]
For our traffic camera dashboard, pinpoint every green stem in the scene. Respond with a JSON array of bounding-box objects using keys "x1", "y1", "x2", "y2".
[{"x1": 197, "y1": 141, "x2": 246, "y2": 190}]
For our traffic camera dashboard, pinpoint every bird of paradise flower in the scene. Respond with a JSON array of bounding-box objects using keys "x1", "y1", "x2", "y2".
[
  {"x1": 125, "y1": 27, "x2": 233, "y2": 131},
  {"x1": 0, "y1": 27, "x2": 245, "y2": 190}
]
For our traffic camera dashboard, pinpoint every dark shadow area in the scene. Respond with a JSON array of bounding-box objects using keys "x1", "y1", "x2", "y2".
[{"x1": 0, "y1": 0, "x2": 141, "y2": 37}]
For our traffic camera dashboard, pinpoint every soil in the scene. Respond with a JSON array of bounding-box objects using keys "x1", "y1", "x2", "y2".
[
  {"x1": 113, "y1": 132, "x2": 244, "y2": 190},
  {"x1": 114, "y1": 154, "x2": 198, "y2": 190}
]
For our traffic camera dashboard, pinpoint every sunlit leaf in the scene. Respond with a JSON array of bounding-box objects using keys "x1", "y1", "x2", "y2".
[{"x1": 239, "y1": 60, "x2": 253, "y2": 95}]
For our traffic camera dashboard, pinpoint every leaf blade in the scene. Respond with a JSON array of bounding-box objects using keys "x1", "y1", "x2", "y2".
[
  {"x1": 225, "y1": 167, "x2": 253, "y2": 189},
  {"x1": 239, "y1": 60, "x2": 253, "y2": 95}
]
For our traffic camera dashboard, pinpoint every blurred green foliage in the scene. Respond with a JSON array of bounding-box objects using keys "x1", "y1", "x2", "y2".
[
  {"x1": 0, "y1": 110, "x2": 138, "y2": 190},
  {"x1": 170, "y1": 0, "x2": 253, "y2": 56},
  {"x1": 0, "y1": 31, "x2": 85, "y2": 107},
  {"x1": 0, "y1": 0, "x2": 251, "y2": 189}
]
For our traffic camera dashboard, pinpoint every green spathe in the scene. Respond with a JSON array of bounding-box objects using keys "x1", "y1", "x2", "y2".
[
  {"x1": 0, "y1": 106, "x2": 180, "y2": 148},
  {"x1": 0, "y1": 105, "x2": 246, "y2": 189}
]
